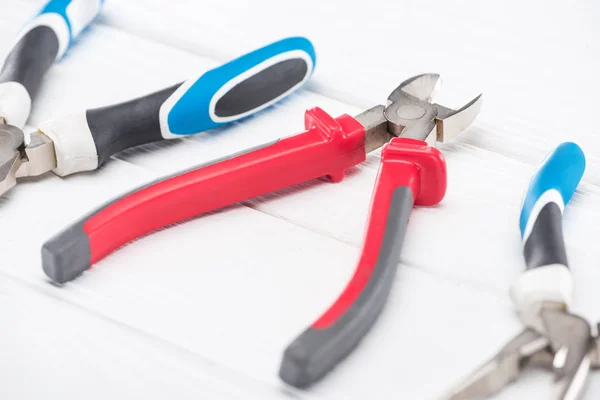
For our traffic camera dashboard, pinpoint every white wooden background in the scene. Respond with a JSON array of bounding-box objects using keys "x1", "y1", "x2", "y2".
[{"x1": 1, "y1": 1, "x2": 600, "y2": 399}]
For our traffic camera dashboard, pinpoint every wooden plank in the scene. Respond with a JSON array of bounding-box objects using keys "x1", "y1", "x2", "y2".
[{"x1": 0, "y1": 274, "x2": 299, "y2": 400}]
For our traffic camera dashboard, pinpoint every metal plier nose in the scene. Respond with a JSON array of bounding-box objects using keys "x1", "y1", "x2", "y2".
[
  {"x1": 41, "y1": 73, "x2": 482, "y2": 388},
  {"x1": 359, "y1": 73, "x2": 482, "y2": 153},
  {"x1": 441, "y1": 142, "x2": 600, "y2": 400},
  {"x1": 0, "y1": 122, "x2": 56, "y2": 195}
]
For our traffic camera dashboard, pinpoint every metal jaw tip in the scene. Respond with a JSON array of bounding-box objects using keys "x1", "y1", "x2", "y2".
[
  {"x1": 384, "y1": 73, "x2": 482, "y2": 144},
  {"x1": 0, "y1": 124, "x2": 25, "y2": 197},
  {"x1": 540, "y1": 309, "x2": 593, "y2": 400},
  {"x1": 441, "y1": 329, "x2": 549, "y2": 400},
  {"x1": 435, "y1": 94, "x2": 483, "y2": 143},
  {"x1": 387, "y1": 73, "x2": 441, "y2": 102},
  {"x1": 0, "y1": 124, "x2": 57, "y2": 197},
  {"x1": 592, "y1": 323, "x2": 600, "y2": 369},
  {"x1": 443, "y1": 309, "x2": 596, "y2": 400},
  {"x1": 15, "y1": 131, "x2": 57, "y2": 178}
]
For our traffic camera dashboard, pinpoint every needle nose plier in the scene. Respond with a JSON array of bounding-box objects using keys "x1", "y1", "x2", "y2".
[
  {"x1": 0, "y1": 0, "x2": 316, "y2": 199},
  {"x1": 442, "y1": 142, "x2": 600, "y2": 400},
  {"x1": 41, "y1": 72, "x2": 482, "y2": 387}
]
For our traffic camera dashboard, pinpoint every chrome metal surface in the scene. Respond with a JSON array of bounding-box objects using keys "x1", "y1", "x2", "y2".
[
  {"x1": 0, "y1": 125, "x2": 57, "y2": 196},
  {"x1": 354, "y1": 105, "x2": 394, "y2": 153},
  {"x1": 441, "y1": 329, "x2": 548, "y2": 400},
  {"x1": 444, "y1": 308, "x2": 596, "y2": 400},
  {"x1": 16, "y1": 131, "x2": 57, "y2": 177},
  {"x1": 541, "y1": 309, "x2": 593, "y2": 400},
  {"x1": 0, "y1": 123, "x2": 24, "y2": 196},
  {"x1": 354, "y1": 74, "x2": 482, "y2": 153},
  {"x1": 384, "y1": 73, "x2": 482, "y2": 143},
  {"x1": 435, "y1": 94, "x2": 483, "y2": 142},
  {"x1": 387, "y1": 73, "x2": 440, "y2": 102},
  {"x1": 591, "y1": 323, "x2": 600, "y2": 369}
]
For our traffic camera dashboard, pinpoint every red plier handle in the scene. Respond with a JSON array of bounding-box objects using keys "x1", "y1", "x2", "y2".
[
  {"x1": 279, "y1": 138, "x2": 446, "y2": 387},
  {"x1": 41, "y1": 108, "x2": 446, "y2": 389},
  {"x1": 42, "y1": 107, "x2": 367, "y2": 284}
]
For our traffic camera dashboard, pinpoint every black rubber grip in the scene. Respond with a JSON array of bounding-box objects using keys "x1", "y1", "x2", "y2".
[
  {"x1": 523, "y1": 202, "x2": 569, "y2": 270},
  {"x1": 279, "y1": 186, "x2": 414, "y2": 388},
  {"x1": 0, "y1": 26, "x2": 59, "y2": 99},
  {"x1": 214, "y1": 58, "x2": 307, "y2": 118},
  {"x1": 86, "y1": 84, "x2": 179, "y2": 166}
]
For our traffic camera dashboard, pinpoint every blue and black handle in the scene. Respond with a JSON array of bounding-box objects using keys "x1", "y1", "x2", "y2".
[
  {"x1": 39, "y1": 36, "x2": 316, "y2": 177},
  {"x1": 511, "y1": 142, "x2": 585, "y2": 313},
  {"x1": 518, "y1": 142, "x2": 585, "y2": 271}
]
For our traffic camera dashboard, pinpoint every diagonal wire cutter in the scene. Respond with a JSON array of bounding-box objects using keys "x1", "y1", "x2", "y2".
[
  {"x1": 0, "y1": 2, "x2": 316, "y2": 199},
  {"x1": 441, "y1": 142, "x2": 600, "y2": 400},
  {"x1": 40, "y1": 72, "x2": 482, "y2": 387}
]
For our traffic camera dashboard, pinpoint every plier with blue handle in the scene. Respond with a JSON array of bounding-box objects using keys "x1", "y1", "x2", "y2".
[
  {"x1": 442, "y1": 142, "x2": 600, "y2": 399},
  {"x1": 0, "y1": 0, "x2": 316, "y2": 198}
]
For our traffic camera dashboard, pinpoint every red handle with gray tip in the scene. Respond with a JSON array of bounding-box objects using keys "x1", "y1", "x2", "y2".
[
  {"x1": 41, "y1": 107, "x2": 367, "y2": 284},
  {"x1": 279, "y1": 138, "x2": 447, "y2": 388}
]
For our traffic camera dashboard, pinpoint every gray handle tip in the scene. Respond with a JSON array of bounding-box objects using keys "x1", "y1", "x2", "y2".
[
  {"x1": 279, "y1": 342, "x2": 315, "y2": 388},
  {"x1": 42, "y1": 223, "x2": 91, "y2": 284}
]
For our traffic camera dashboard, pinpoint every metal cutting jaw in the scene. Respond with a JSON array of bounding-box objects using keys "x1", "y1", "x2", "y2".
[
  {"x1": 0, "y1": 121, "x2": 56, "y2": 197},
  {"x1": 442, "y1": 309, "x2": 596, "y2": 400},
  {"x1": 359, "y1": 73, "x2": 483, "y2": 153},
  {"x1": 0, "y1": 123, "x2": 24, "y2": 196}
]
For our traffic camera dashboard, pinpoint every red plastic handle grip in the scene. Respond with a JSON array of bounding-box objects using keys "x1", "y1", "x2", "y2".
[
  {"x1": 279, "y1": 138, "x2": 447, "y2": 388},
  {"x1": 41, "y1": 107, "x2": 367, "y2": 284},
  {"x1": 312, "y1": 138, "x2": 446, "y2": 329}
]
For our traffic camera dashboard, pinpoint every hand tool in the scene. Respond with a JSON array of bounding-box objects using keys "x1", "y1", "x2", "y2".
[
  {"x1": 40, "y1": 72, "x2": 482, "y2": 386},
  {"x1": 0, "y1": 0, "x2": 103, "y2": 194},
  {"x1": 441, "y1": 142, "x2": 600, "y2": 400},
  {"x1": 279, "y1": 136, "x2": 447, "y2": 388},
  {"x1": 0, "y1": 35, "x2": 316, "y2": 198}
]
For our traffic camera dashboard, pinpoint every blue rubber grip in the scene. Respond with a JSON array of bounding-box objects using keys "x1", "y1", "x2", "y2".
[
  {"x1": 38, "y1": 0, "x2": 104, "y2": 43},
  {"x1": 163, "y1": 36, "x2": 316, "y2": 137},
  {"x1": 519, "y1": 142, "x2": 585, "y2": 238}
]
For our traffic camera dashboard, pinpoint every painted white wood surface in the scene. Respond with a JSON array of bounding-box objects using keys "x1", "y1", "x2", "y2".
[{"x1": 2, "y1": 1, "x2": 600, "y2": 398}]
